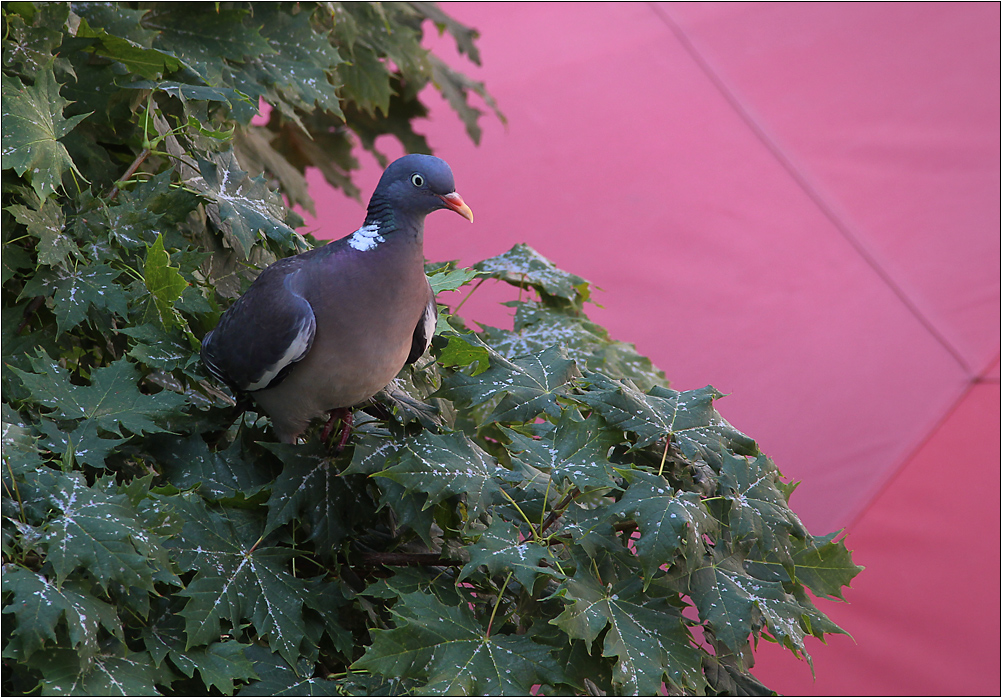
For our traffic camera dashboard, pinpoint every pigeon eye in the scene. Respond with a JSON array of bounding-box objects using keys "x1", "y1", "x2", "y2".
[{"x1": 410, "y1": 173, "x2": 425, "y2": 188}]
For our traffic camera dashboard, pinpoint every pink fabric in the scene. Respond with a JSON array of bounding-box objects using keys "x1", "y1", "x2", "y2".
[
  {"x1": 753, "y1": 384, "x2": 1001, "y2": 695},
  {"x1": 302, "y1": 4, "x2": 1000, "y2": 693}
]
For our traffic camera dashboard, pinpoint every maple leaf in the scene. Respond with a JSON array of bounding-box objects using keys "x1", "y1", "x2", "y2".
[
  {"x1": 438, "y1": 344, "x2": 580, "y2": 426},
  {"x1": 1, "y1": 67, "x2": 89, "y2": 199},
  {"x1": 167, "y1": 495, "x2": 317, "y2": 666},
  {"x1": 459, "y1": 517, "x2": 556, "y2": 590},
  {"x1": 13, "y1": 352, "x2": 185, "y2": 436},
  {"x1": 355, "y1": 591, "x2": 567, "y2": 694},
  {"x1": 553, "y1": 570, "x2": 705, "y2": 694}
]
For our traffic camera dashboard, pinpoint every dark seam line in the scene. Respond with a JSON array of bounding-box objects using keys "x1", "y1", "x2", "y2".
[
  {"x1": 841, "y1": 377, "x2": 979, "y2": 532},
  {"x1": 650, "y1": 2, "x2": 975, "y2": 378},
  {"x1": 977, "y1": 350, "x2": 1001, "y2": 381}
]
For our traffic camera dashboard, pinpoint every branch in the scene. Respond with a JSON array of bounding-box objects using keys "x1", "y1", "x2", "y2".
[
  {"x1": 356, "y1": 551, "x2": 461, "y2": 568},
  {"x1": 108, "y1": 147, "x2": 151, "y2": 200},
  {"x1": 540, "y1": 487, "x2": 580, "y2": 534}
]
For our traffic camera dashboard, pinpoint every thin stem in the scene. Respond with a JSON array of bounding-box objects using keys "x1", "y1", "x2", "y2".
[
  {"x1": 113, "y1": 261, "x2": 145, "y2": 282},
  {"x1": 246, "y1": 535, "x2": 265, "y2": 556},
  {"x1": 4, "y1": 460, "x2": 26, "y2": 523},
  {"x1": 499, "y1": 488, "x2": 540, "y2": 541},
  {"x1": 452, "y1": 277, "x2": 485, "y2": 314},
  {"x1": 657, "y1": 436, "x2": 670, "y2": 477},
  {"x1": 485, "y1": 571, "x2": 513, "y2": 638},
  {"x1": 539, "y1": 477, "x2": 553, "y2": 531}
]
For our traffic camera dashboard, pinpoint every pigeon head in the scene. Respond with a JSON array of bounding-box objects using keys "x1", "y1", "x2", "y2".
[{"x1": 366, "y1": 154, "x2": 473, "y2": 228}]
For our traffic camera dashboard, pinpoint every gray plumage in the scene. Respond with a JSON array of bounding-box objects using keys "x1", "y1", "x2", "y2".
[{"x1": 201, "y1": 154, "x2": 473, "y2": 443}]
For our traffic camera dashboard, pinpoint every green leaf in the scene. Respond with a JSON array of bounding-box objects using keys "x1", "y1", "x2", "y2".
[
  {"x1": 475, "y1": 243, "x2": 591, "y2": 304},
  {"x1": 412, "y1": 3, "x2": 482, "y2": 65},
  {"x1": 1, "y1": 68, "x2": 89, "y2": 199},
  {"x1": 25, "y1": 263, "x2": 129, "y2": 335},
  {"x1": 1, "y1": 7, "x2": 68, "y2": 80},
  {"x1": 354, "y1": 591, "x2": 566, "y2": 694},
  {"x1": 143, "y1": 234, "x2": 189, "y2": 329},
  {"x1": 189, "y1": 151, "x2": 300, "y2": 258},
  {"x1": 144, "y1": 613, "x2": 257, "y2": 694},
  {"x1": 344, "y1": 429, "x2": 403, "y2": 476},
  {"x1": 482, "y1": 301, "x2": 667, "y2": 390},
  {"x1": 75, "y1": 16, "x2": 182, "y2": 80},
  {"x1": 436, "y1": 333, "x2": 490, "y2": 374},
  {"x1": 27, "y1": 469, "x2": 174, "y2": 591},
  {"x1": 579, "y1": 375, "x2": 758, "y2": 464},
  {"x1": 615, "y1": 472, "x2": 717, "y2": 582},
  {"x1": 429, "y1": 54, "x2": 502, "y2": 145},
  {"x1": 245, "y1": 4, "x2": 345, "y2": 119},
  {"x1": 1, "y1": 416, "x2": 44, "y2": 477},
  {"x1": 13, "y1": 352, "x2": 186, "y2": 436},
  {"x1": 438, "y1": 344, "x2": 580, "y2": 425},
  {"x1": 7, "y1": 191, "x2": 74, "y2": 268},
  {"x1": 339, "y1": 44, "x2": 394, "y2": 118},
  {"x1": 26, "y1": 647, "x2": 173, "y2": 696},
  {"x1": 122, "y1": 323, "x2": 194, "y2": 372},
  {"x1": 128, "y1": 79, "x2": 246, "y2": 112},
  {"x1": 37, "y1": 419, "x2": 126, "y2": 470},
  {"x1": 168, "y1": 496, "x2": 316, "y2": 666},
  {"x1": 688, "y1": 549, "x2": 758, "y2": 654},
  {"x1": 552, "y1": 571, "x2": 704, "y2": 694},
  {"x1": 148, "y1": 433, "x2": 272, "y2": 500},
  {"x1": 2, "y1": 240, "x2": 33, "y2": 285},
  {"x1": 428, "y1": 265, "x2": 479, "y2": 294},
  {"x1": 790, "y1": 535, "x2": 863, "y2": 600},
  {"x1": 375, "y1": 431, "x2": 509, "y2": 520},
  {"x1": 237, "y1": 645, "x2": 339, "y2": 696},
  {"x1": 720, "y1": 453, "x2": 806, "y2": 564},
  {"x1": 262, "y1": 442, "x2": 360, "y2": 551},
  {"x1": 2, "y1": 566, "x2": 123, "y2": 665},
  {"x1": 744, "y1": 533, "x2": 863, "y2": 602},
  {"x1": 71, "y1": 3, "x2": 158, "y2": 47},
  {"x1": 459, "y1": 518, "x2": 556, "y2": 590},
  {"x1": 146, "y1": 6, "x2": 274, "y2": 85},
  {"x1": 507, "y1": 410, "x2": 624, "y2": 492}
]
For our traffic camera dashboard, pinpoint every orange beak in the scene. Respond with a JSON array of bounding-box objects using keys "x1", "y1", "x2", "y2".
[{"x1": 439, "y1": 192, "x2": 474, "y2": 223}]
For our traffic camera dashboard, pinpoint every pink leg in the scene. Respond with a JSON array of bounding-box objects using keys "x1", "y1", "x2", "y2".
[
  {"x1": 320, "y1": 408, "x2": 353, "y2": 451},
  {"x1": 336, "y1": 411, "x2": 354, "y2": 452}
]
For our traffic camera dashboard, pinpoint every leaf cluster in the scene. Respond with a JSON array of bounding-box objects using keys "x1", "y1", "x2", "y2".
[{"x1": 2, "y1": 3, "x2": 860, "y2": 696}]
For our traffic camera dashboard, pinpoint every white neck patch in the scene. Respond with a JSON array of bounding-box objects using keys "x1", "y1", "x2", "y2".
[{"x1": 347, "y1": 223, "x2": 384, "y2": 251}]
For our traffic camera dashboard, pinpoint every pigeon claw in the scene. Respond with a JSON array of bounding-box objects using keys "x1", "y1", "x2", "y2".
[{"x1": 321, "y1": 408, "x2": 354, "y2": 453}]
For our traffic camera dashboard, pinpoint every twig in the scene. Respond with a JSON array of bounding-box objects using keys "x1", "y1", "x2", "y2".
[
  {"x1": 356, "y1": 551, "x2": 461, "y2": 568},
  {"x1": 452, "y1": 277, "x2": 485, "y2": 314},
  {"x1": 108, "y1": 147, "x2": 151, "y2": 200},
  {"x1": 16, "y1": 296, "x2": 44, "y2": 334},
  {"x1": 540, "y1": 487, "x2": 580, "y2": 534}
]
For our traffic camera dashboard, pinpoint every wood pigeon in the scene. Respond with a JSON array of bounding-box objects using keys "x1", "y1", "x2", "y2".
[{"x1": 200, "y1": 154, "x2": 473, "y2": 444}]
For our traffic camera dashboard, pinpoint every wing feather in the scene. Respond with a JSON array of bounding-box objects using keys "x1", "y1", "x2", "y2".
[{"x1": 200, "y1": 266, "x2": 316, "y2": 392}]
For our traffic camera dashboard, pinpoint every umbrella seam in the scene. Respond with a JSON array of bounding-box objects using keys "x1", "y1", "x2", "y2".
[{"x1": 649, "y1": 2, "x2": 975, "y2": 379}]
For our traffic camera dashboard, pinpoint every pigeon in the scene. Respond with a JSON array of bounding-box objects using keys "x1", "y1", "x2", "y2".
[{"x1": 200, "y1": 153, "x2": 473, "y2": 444}]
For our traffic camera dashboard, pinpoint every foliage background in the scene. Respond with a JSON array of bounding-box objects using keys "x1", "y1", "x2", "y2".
[{"x1": 2, "y1": 3, "x2": 861, "y2": 695}]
